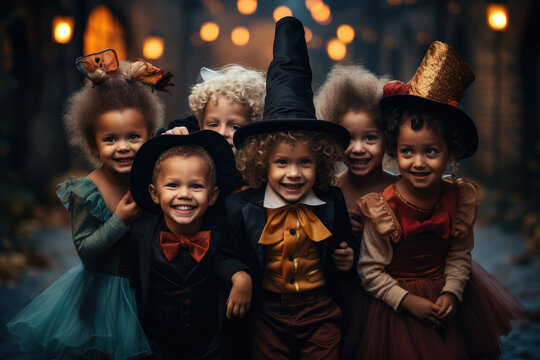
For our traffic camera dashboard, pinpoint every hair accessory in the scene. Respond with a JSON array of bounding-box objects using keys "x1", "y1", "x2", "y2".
[
  {"x1": 233, "y1": 17, "x2": 350, "y2": 149},
  {"x1": 132, "y1": 59, "x2": 174, "y2": 93},
  {"x1": 75, "y1": 49, "x2": 119, "y2": 78},
  {"x1": 380, "y1": 41, "x2": 478, "y2": 159},
  {"x1": 383, "y1": 81, "x2": 409, "y2": 97},
  {"x1": 200, "y1": 67, "x2": 221, "y2": 82}
]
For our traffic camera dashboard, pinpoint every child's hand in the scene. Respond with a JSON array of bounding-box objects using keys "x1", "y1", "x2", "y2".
[
  {"x1": 163, "y1": 126, "x2": 190, "y2": 135},
  {"x1": 115, "y1": 191, "x2": 142, "y2": 225},
  {"x1": 226, "y1": 271, "x2": 252, "y2": 319},
  {"x1": 435, "y1": 293, "x2": 457, "y2": 321},
  {"x1": 331, "y1": 241, "x2": 354, "y2": 271},
  {"x1": 401, "y1": 293, "x2": 443, "y2": 328}
]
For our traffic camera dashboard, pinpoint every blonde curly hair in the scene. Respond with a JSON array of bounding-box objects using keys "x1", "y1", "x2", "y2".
[
  {"x1": 236, "y1": 130, "x2": 343, "y2": 190},
  {"x1": 314, "y1": 64, "x2": 388, "y2": 127},
  {"x1": 63, "y1": 60, "x2": 166, "y2": 167},
  {"x1": 188, "y1": 64, "x2": 266, "y2": 124}
]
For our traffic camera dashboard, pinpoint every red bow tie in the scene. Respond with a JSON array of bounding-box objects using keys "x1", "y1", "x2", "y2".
[
  {"x1": 159, "y1": 230, "x2": 211, "y2": 263},
  {"x1": 402, "y1": 212, "x2": 450, "y2": 241}
]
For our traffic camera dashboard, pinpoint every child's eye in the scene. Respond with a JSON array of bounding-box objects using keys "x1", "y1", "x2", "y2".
[
  {"x1": 426, "y1": 148, "x2": 438, "y2": 155},
  {"x1": 166, "y1": 183, "x2": 178, "y2": 188},
  {"x1": 192, "y1": 184, "x2": 204, "y2": 189},
  {"x1": 400, "y1": 148, "x2": 412, "y2": 155},
  {"x1": 301, "y1": 159, "x2": 314, "y2": 165},
  {"x1": 104, "y1": 137, "x2": 116, "y2": 143},
  {"x1": 128, "y1": 134, "x2": 140, "y2": 140},
  {"x1": 275, "y1": 159, "x2": 287, "y2": 165},
  {"x1": 206, "y1": 123, "x2": 219, "y2": 128},
  {"x1": 231, "y1": 124, "x2": 241, "y2": 130},
  {"x1": 365, "y1": 135, "x2": 378, "y2": 142}
]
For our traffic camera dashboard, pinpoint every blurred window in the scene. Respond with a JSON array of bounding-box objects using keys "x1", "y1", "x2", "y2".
[{"x1": 84, "y1": 5, "x2": 126, "y2": 60}]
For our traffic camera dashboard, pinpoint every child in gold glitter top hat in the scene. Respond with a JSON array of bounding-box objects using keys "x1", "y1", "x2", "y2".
[{"x1": 352, "y1": 41, "x2": 522, "y2": 359}]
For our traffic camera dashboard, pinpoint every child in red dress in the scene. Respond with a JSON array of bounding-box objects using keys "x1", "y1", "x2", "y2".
[{"x1": 355, "y1": 41, "x2": 522, "y2": 359}]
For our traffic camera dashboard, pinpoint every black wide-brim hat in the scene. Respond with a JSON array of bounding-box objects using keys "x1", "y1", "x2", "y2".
[
  {"x1": 130, "y1": 130, "x2": 236, "y2": 213},
  {"x1": 380, "y1": 41, "x2": 478, "y2": 159},
  {"x1": 233, "y1": 17, "x2": 350, "y2": 149}
]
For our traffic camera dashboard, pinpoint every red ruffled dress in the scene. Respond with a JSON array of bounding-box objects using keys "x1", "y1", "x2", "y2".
[{"x1": 352, "y1": 178, "x2": 522, "y2": 359}]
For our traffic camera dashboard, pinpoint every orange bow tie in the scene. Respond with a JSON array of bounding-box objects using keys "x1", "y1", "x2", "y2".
[
  {"x1": 258, "y1": 204, "x2": 332, "y2": 245},
  {"x1": 159, "y1": 231, "x2": 211, "y2": 263},
  {"x1": 402, "y1": 212, "x2": 450, "y2": 241}
]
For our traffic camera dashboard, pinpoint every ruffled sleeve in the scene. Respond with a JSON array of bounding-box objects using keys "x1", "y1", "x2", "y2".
[
  {"x1": 56, "y1": 177, "x2": 129, "y2": 264},
  {"x1": 356, "y1": 192, "x2": 408, "y2": 311},
  {"x1": 441, "y1": 178, "x2": 479, "y2": 302}
]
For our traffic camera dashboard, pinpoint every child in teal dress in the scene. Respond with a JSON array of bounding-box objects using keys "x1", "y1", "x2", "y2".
[{"x1": 6, "y1": 49, "x2": 171, "y2": 359}]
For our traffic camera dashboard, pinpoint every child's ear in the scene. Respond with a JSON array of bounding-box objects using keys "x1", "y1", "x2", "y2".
[
  {"x1": 209, "y1": 186, "x2": 219, "y2": 206},
  {"x1": 148, "y1": 184, "x2": 160, "y2": 204}
]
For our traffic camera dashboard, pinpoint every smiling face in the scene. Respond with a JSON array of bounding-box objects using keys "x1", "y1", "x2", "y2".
[
  {"x1": 201, "y1": 95, "x2": 250, "y2": 153},
  {"x1": 267, "y1": 141, "x2": 317, "y2": 203},
  {"x1": 93, "y1": 108, "x2": 151, "y2": 175},
  {"x1": 340, "y1": 110, "x2": 385, "y2": 177},
  {"x1": 149, "y1": 155, "x2": 219, "y2": 235},
  {"x1": 396, "y1": 120, "x2": 449, "y2": 192}
]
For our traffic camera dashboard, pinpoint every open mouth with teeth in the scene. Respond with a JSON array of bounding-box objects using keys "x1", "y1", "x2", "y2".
[
  {"x1": 350, "y1": 158, "x2": 371, "y2": 165},
  {"x1": 410, "y1": 171, "x2": 431, "y2": 178},
  {"x1": 173, "y1": 205, "x2": 197, "y2": 215},
  {"x1": 281, "y1": 183, "x2": 304, "y2": 191},
  {"x1": 114, "y1": 157, "x2": 134, "y2": 164}
]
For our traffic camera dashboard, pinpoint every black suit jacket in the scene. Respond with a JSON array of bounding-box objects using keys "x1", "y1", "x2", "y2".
[
  {"x1": 129, "y1": 213, "x2": 225, "y2": 359},
  {"x1": 215, "y1": 185, "x2": 359, "y2": 304}
]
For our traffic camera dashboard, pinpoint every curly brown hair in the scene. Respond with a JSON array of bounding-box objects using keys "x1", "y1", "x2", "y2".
[
  {"x1": 383, "y1": 107, "x2": 466, "y2": 159},
  {"x1": 314, "y1": 64, "x2": 388, "y2": 126},
  {"x1": 63, "y1": 61, "x2": 166, "y2": 167},
  {"x1": 236, "y1": 130, "x2": 343, "y2": 190}
]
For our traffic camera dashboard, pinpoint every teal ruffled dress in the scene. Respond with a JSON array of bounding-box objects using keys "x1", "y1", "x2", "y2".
[{"x1": 6, "y1": 177, "x2": 152, "y2": 360}]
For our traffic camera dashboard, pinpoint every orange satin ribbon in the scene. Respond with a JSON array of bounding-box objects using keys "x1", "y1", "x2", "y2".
[{"x1": 258, "y1": 205, "x2": 332, "y2": 245}]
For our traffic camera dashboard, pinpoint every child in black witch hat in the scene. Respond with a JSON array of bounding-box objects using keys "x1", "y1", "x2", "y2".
[
  {"x1": 129, "y1": 130, "x2": 235, "y2": 359},
  {"x1": 215, "y1": 17, "x2": 358, "y2": 359}
]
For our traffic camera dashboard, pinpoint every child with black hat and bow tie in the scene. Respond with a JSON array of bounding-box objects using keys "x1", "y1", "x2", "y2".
[
  {"x1": 215, "y1": 17, "x2": 358, "y2": 359},
  {"x1": 129, "y1": 130, "x2": 236, "y2": 359}
]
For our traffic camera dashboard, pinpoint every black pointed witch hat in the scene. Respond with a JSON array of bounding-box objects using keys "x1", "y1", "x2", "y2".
[{"x1": 233, "y1": 16, "x2": 350, "y2": 149}]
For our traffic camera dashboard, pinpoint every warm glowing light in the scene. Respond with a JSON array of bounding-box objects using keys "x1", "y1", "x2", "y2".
[
  {"x1": 231, "y1": 27, "x2": 250, "y2": 46},
  {"x1": 200, "y1": 22, "x2": 220, "y2": 42},
  {"x1": 304, "y1": 26, "x2": 313, "y2": 43},
  {"x1": 143, "y1": 37, "x2": 164, "y2": 59},
  {"x1": 327, "y1": 39, "x2": 346, "y2": 61},
  {"x1": 273, "y1": 6, "x2": 292, "y2": 22},
  {"x1": 305, "y1": 0, "x2": 322, "y2": 10},
  {"x1": 84, "y1": 5, "x2": 126, "y2": 60},
  {"x1": 53, "y1": 16, "x2": 74, "y2": 44},
  {"x1": 487, "y1": 4, "x2": 508, "y2": 31},
  {"x1": 337, "y1": 24, "x2": 354, "y2": 44},
  {"x1": 237, "y1": 0, "x2": 257, "y2": 15},
  {"x1": 311, "y1": 3, "x2": 331, "y2": 24}
]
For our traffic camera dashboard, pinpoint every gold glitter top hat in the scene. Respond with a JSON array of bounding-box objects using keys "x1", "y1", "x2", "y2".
[{"x1": 381, "y1": 41, "x2": 478, "y2": 159}]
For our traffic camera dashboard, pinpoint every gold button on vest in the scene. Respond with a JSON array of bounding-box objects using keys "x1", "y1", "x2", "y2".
[{"x1": 259, "y1": 205, "x2": 331, "y2": 293}]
